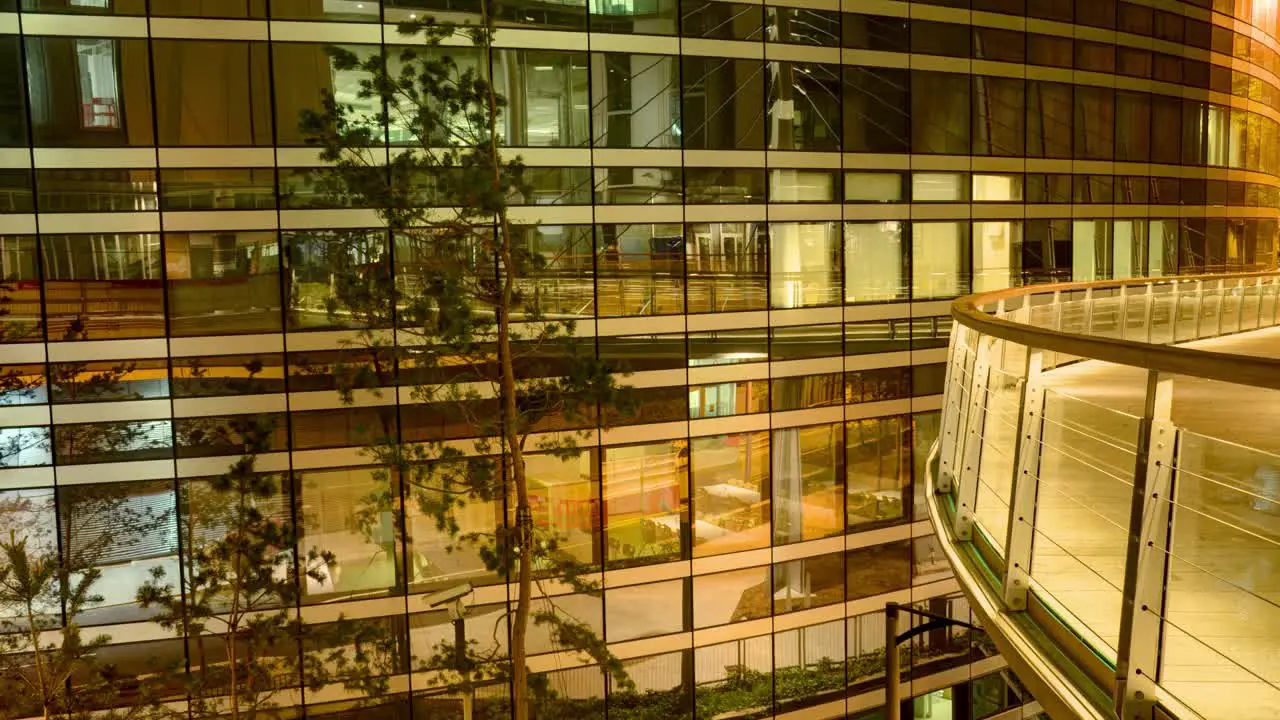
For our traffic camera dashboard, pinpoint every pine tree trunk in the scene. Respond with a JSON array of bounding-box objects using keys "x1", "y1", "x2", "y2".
[{"x1": 26, "y1": 601, "x2": 52, "y2": 719}]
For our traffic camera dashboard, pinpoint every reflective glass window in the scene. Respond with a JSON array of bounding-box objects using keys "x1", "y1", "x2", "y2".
[
  {"x1": 171, "y1": 353, "x2": 286, "y2": 397},
  {"x1": 26, "y1": 37, "x2": 155, "y2": 147},
  {"x1": 685, "y1": 168, "x2": 766, "y2": 204},
  {"x1": 768, "y1": 7, "x2": 839, "y2": 47},
  {"x1": 773, "y1": 554, "x2": 843, "y2": 613},
  {"x1": 845, "y1": 221, "x2": 907, "y2": 305},
  {"x1": 285, "y1": 230, "x2": 391, "y2": 329},
  {"x1": 166, "y1": 231, "x2": 282, "y2": 336},
  {"x1": 912, "y1": 222, "x2": 971, "y2": 299},
  {"x1": 688, "y1": 329, "x2": 768, "y2": 367},
  {"x1": 589, "y1": 53, "x2": 680, "y2": 149},
  {"x1": 770, "y1": 373, "x2": 840, "y2": 412},
  {"x1": 846, "y1": 416, "x2": 911, "y2": 530},
  {"x1": 681, "y1": 57, "x2": 766, "y2": 150},
  {"x1": 606, "y1": 580, "x2": 686, "y2": 641},
  {"x1": 152, "y1": 40, "x2": 273, "y2": 145},
  {"x1": 768, "y1": 63, "x2": 840, "y2": 151},
  {"x1": 912, "y1": 71, "x2": 970, "y2": 155},
  {"x1": 41, "y1": 233, "x2": 164, "y2": 340},
  {"x1": 603, "y1": 440, "x2": 688, "y2": 568},
  {"x1": 272, "y1": 43, "x2": 381, "y2": 146},
  {"x1": 1026, "y1": 80, "x2": 1073, "y2": 158},
  {"x1": 0, "y1": 170, "x2": 33, "y2": 213},
  {"x1": 693, "y1": 566, "x2": 770, "y2": 627},
  {"x1": 686, "y1": 221, "x2": 768, "y2": 313},
  {"x1": 160, "y1": 168, "x2": 277, "y2": 211},
  {"x1": 844, "y1": 172, "x2": 903, "y2": 203},
  {"x1": 770, "y1": 221, "x2": 841, "y2": 308},
  {"x1": 841, "y1": 14, "x2": 908, "y2": 52},
  {"x1": 298, "y1": 467, "x2": 400, "y2": 601},
  {"x1": 175, "y1": 413, "x2": 288, "y2": 458},
  {"x1": 54, "y1": 419, "x2": 172, "y2": 465},
  {"x1": 495, "y1": 50, "x2": 589, "y2": 147},
  {"x1": 34, "y1": 169, "x2": 156, "y2": 212},
  {"x1": 0, "y1": 37, "x2": 29, "y2": 146},
  {"x1": 973, "y1": 76, "x2": 1025, "y2": 157},
  {"x1": 770, "y1": 324, "x2": 842, "y2": 361},
  {"x1": 513, "y1": 224, "x2": 594, "y2": 319},
  {"x1": 49, "y1": 358, "x2": 168, "y2": 402},
  {"x1": 773, "y1": 423, "x2": 843, "y2": 544},
  {"x1": 404, "y1": 459, "x2": 502, "y2": 591},
  {"x1": 972, "y1": 221, "x2": 1020, "y2": 293},
  {"x1": 691, "y1": 432, "x2": 770, "y2": 556},
  {"x1": 845, "y1": 366, "x2": 911, "y2": 404},
  {"x1": 845, "y1": 539, "x2": 911, "y2": 600},
  {"x1": 524, "y1": 452, "x2": 601, "y2": 569},
  {"x1": 0, "y1": 236, "x2": 41, "y2": 342},
  {"x1": 681, "y1": 0, "x2": 762, "y2": 40},
  {"x1": 596, "y1": 223, "x2": 684, "y2": 317},
  {"x1": 588, "y1": 0, "x2": 676, "y2": 34},
  {"x1": 769, "y1": 169, "x2": 837, "y2": 202},
  {"x1": 594, "y1": 166, "x2": 681, "y2": 204},
  {"x1": 843, "y1": 66, "x2": 909, "y2": 154}
]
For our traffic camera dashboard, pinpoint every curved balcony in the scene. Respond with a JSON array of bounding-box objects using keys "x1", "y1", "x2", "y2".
[{"x1": 926, "y1": 273, "x2": 1280, "y2": 720}]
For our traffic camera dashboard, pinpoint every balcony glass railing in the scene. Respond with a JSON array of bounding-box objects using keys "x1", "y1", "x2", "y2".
[{"x1": 928, "y1": 273, "x2": 1280, "y2": 720}]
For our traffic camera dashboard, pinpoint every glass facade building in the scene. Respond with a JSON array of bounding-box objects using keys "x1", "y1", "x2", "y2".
[{"x1": 1, "y1": 0, "x2": 1279, "y2": 717}]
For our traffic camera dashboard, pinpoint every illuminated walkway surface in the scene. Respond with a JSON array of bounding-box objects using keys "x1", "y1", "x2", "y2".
[{"x1": 980, "y1": 325, "x2": 1280, "y2": 720}]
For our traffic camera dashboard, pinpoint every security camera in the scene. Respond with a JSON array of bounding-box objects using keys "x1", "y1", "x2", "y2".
[{"x1": 424, "y1": 583, "x2": 473, "y2": 609}]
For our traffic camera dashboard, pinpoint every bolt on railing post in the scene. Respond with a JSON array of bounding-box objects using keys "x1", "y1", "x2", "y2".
[
  {"x1": 1114, "y1": 370, "x2": 1177, "y2": 720},
  {"x1": 953, "y1": 335, "x2": 993, "y2": 542},
  {"x1": 1002, "y1": 348, "x2": 1045, "y2": 611}
]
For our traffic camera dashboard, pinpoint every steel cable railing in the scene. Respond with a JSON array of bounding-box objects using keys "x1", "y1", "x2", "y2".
[{"x1": 928, "y1": 272, "x2": 1280, "y2": 720}]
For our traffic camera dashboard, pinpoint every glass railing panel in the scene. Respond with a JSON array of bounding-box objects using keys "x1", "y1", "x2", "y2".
[
  {"x1": 1160, "y1": 430, "x2": 1280, "y2": 720},
  {"x1": 1198, "y1": 290, "x2": 1223, "y2": 339},
  {"x1": 1121, "y1": 290, "x2": 1149, "y2": 342},
  {"x1": 1027, "y1": 301, "x2": 1059, "y2": 330},
  {"x1": 1259, "y1": 284, "x2": 1278, "y2": 327},
  {"x1": 1029, "y1": 388, "x2": 1140, "y2": 660},
  {"x1": 1088, "y1": 295, "x2": 1124, "y2": 339},
  {"x1": 1059, "y1": 300, "x2": 1090, "y2": 337},
  {"x1": 1218, "y1": 287, "x2": 1242, "y2": 335},
  {"x1": 973, "y1": 366, "x2": 1022, "y2": 556},
  {"x1": 1237, "y1": 285, "x2": 1260, "y2": 332},
  {"x1": 1149, "y1": 287, "x2": 1177, "y2": 345},
  {"x1": 1174, "y1": 292, "x2": 1202, "y2": 343}
]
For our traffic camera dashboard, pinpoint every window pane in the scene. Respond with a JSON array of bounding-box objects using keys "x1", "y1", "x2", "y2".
[
  {"x1": 41, "y1": 234, "x2": 164, "y2": 340},
  {"x1": 49, "y1": 358, "x2": 168, "y2": 402},
  {"x1": 845, "y1": 539, "x2": 911, "y2": 600},
  {"x1": 55, "y1": 420, "x2": 172, "y2": 465},
  {"x1": 843, "y1": 66, "x2": 909, "y2": 153},
  {"x1": 35, "y1": 169, "x2": 157, "y2": 212},
  {"x1": 495, "y1": 50, "x2": 588, "y2": 147},
  {"x1": 911, "y1": 222, "x2": 971, "y2": 299},
  {"x1": 770, "y1": 222, "x2": 841, "y2": 308},
  {"x1": 693, "y1": 566, "x2": 770, "y2": 628},
  {"x1": 686, "y1": 222, "x2": 767, "y2": 312},
  {"x1": 0, "y1": 37, "x2": 29, "y2": 146},
  {"x1": 524, "y1": 452, "x2": 601, "y2": 569},
  {"x1": 972, "y1": 221, "x2": 1019, "y2": 293},
  {"x1": 847, "y1": 416, "x2": 911, "y2": 530},
  {"x1": 770, "y1": 373, "x2": 840, "y2": 412},
  {"x1": 404, "y1": 459, "x2": 502, "y2": 591},
  {"x1": 682, "y1": 57, "x2": 765, "y2": 150},
  {"x1": 589, "y1": 53, "x2": 680, "y2": 148},
  {"x1": 160, "y1": 168, "x2": 276, "y2": 211},
  {"x1": 285, "y1": 230, "x2": 391, "y2": 330},
  {"x1": 166, "y1": 231, "x2": 282, "y2": 336},
  {"x1": 298, "y1": 467, "x2": 400, "y2": 601},
  {"x1": 770, "y1": 324, "x2": 842, "y2": 361},
  {"x1": 171, "y1": 353, "x2": 286, "y2": 397},
  {"x1": 596, "y1": 223, "x2": 684, "y2": 317},
  {"x1": 152, "y1": 40, "x2": 273, "y2": 145},
  {"x1": 588, "y1": 0, "x2": 676, "y2": 34},
  {"x1": 0, "y1": 236, "x2": 42, "y2": 342},
  {"x1": 26, "y1": 37, "x2": 155, "y2": 146},
  {"x1": 594, "y1": 166, "x2": 682, "y2": 204},
  {"x1": 606, "y1": 580, "x2": 686, "y2": 641},
  {"x1": 773, "y1": 555, "x2": 844, "y2": 614},
  {"x1": 272, "y1": 43, "x2": 380, "y2": 146},
  {"x1": 973, "y1": 75, "x2": 1025, "y2": 156},
  {"x1": 773, "y1": 423, "x2": 843, "y2": 544},
  {"x1": 769, "y1": 169, "x2": 837, "y2": 202},
  {"x1": 844, "y1": 218, "x2": 908, "y2": 303},
  {"x1": 603, "y1": 440, "x2": 688, "y2": 568},
  {"x1": 912, "y1": 71, "x2": 970, "y2": 154},
  {"x1": 768, "y1": 62, "x2": 840, "y2": 151},
  {"x1": 691, "y1": 432, "x2": 770, "y2": 556}
]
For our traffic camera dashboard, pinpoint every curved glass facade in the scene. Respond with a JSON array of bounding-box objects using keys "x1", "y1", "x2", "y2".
[{"x1": 1, "y1": 0, "x2": 1279, "y2": 718}]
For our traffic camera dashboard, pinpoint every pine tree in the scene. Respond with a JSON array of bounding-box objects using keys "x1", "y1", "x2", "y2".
[
  {"x1": 136, "y1": 417, "x2": 397, "y2": 720},
  {"x1": 297, "y1": 7, "x2": 635, "y2": 718}
]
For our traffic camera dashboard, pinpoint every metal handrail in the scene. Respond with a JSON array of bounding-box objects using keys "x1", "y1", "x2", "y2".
[{"x1": 952, "y1": 271, "x2": 1280, "y2": 390}]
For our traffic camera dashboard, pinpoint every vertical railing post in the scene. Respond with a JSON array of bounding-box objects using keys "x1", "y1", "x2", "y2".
[
  {"x1": 1116, "y1": 284, "x2": 1128, "y2": 339},
  {"x1": 1143, "y1": 282, "x2": 1155, "y2": 344},
  {"x1": 1003, "y1": 348, "x2": 1045, "y2": 610},
  {"x1": 1192, "y1": 280, "x2": 1205, "y2": 339},
  {"x1": 937, "y1": 327, "x2": 968, "y2": 494},
  {"x1": 1082, "y1": 286, "x2": 1095, "y2": 334},
  {"x1": 1114, "y1": 371, "x2": 1176, "y2": 720},
  {"x1": 954, "y1": 335, "x2": 993, "y2": 542}
]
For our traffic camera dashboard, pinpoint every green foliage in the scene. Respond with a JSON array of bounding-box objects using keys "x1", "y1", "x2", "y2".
[
  {"x1": 297, "y1": 3, "x2": 635, "y2": 718},
  {"x1": 137, "y1": 421, "x2": 395, "y2": 720}
]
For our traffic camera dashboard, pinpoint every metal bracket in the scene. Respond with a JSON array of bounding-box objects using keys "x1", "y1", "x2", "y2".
[
  {"x1": 1115, "y1": 371, "x2": 1177, "y2": 720},
  {"x1": 1003, "y1": 349, "x2": 1045, "y2": 611}
]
